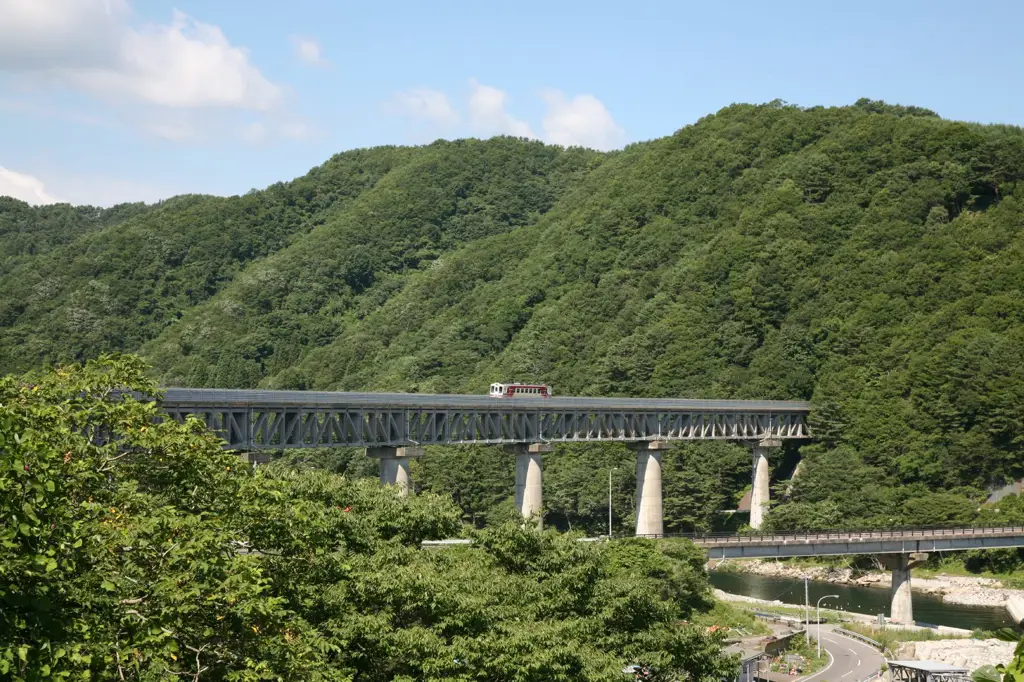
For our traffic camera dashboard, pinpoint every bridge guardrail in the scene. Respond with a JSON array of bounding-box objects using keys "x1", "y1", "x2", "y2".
[
  {"x1": 752, "y1": 611, "x2": 806, "y2": 623},
  {"x1": 833, "y1": 627, "x2": 883, "y2": 651}
]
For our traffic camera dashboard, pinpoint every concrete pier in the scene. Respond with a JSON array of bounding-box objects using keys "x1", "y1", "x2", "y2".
[
  {"x1": 505, "y1": 443, "x2": 552, "y2": 528},
  {"x1": 882, "y1": 552, "x2": 928, "y2": 624},
  {"x1": 630, "y1": 441, "x2": 673, "y2": 538},
  {"x1": 1007, "y1": 595, "x2": 1024, "y2": 626},
  {"x1": 367, "y1": 446, "x2": 424, "y2": 497},
  {"x1": 749, "y1": 438, "x2": 780, "y2": 530}
]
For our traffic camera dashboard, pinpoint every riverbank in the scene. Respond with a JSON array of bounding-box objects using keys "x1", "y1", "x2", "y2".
[
  {"x1": 715, "y1": 559, "x2": 1024, "y2": 608},
  {"x1": 712, "y1": 588, "x2": 972, "y2": 634},
  {"x1": 714, "y1": 589, "x2": 1013, "y2": 670}
]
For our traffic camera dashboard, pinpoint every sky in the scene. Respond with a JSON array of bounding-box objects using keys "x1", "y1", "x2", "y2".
[{"x1": 2, "y1": 0, "x2": 1023, "y2": 207}]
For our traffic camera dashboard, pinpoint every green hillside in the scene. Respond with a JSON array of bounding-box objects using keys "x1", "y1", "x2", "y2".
[{"x1": 3, "y1": 99, "x2": 1024, "y2": 549}]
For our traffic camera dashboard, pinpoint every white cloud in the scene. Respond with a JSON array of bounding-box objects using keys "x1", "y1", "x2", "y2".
[
  {"x1": 468, "y1": 79, "x2": 535, "y2": 139},
  {"x1": 0, "y1": 166, "x2": 63, "y2": 205},
  {"x1": 540, "y1": 89, "x2": 625, "y2": 151},
  {"x1": 240, "y1": 121, "x2": 267, "y2": 144},
  {"x1": 386, "y1": 80, "x2": 626, "y2": 150},
  {"x1": 0, "y1": 162, "x2": 190, "y2": 208},
  {"x1": 0, "y1": 0, "x2": 128, "y2": 69},
  {"x1": 389, "y1": 88, "x2": 460, "y2": 126},
  {"x1": 45, "y1": 171, "x2": 187, "y2": 207},
  {"x1": 0, "y1": 1, "x2": 283, "y2": 110},
  {"x1": 291, "y1": 36, "x2": 328, "y2": 67}
]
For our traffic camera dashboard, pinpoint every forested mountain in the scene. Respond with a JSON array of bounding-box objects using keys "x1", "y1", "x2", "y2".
[
  {"x1": 3, "y1": 99, "x2": 1024, "y2": 546},
  {"x1": 0, "y1": 198, "x2": 149, "y2": 275}
]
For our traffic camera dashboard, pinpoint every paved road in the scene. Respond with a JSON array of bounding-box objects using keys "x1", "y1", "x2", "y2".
[{"x1": 803, "y1": 625, "x2": 885, "y2": 682}]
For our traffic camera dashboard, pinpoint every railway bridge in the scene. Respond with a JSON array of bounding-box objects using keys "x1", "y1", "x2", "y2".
[{"x1": 159, "y1": 388, "x2": 811, "y2": 535}]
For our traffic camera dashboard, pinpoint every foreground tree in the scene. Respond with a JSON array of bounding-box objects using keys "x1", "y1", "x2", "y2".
[{"x1": 0, "y1": 355, "x2": 733, "y2": 680}]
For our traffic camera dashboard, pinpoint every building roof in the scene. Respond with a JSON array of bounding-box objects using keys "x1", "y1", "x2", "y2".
[
  {"x1": 887, "y1": 661, "x2": 970, "y2": 673},
  {"x1": 723, "y1": 644, "x2": 763, "y2": 661}
]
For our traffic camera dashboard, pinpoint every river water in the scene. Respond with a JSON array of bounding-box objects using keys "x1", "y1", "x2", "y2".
[{"x1": 709, "y1": 571, "x2": 1016, "y2": 631}]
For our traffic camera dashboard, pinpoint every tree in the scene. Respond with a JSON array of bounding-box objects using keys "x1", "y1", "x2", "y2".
[{"x1": 0, "y1": 355, "x2": 733, "y2": 680}]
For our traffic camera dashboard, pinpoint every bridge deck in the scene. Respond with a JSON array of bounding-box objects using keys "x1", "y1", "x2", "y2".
[
  {"x1": 684, "y1": 526, "x2": 1024, "y2": 558},
  {"x1": 160, "y1": 388, "x2": 810, "y2": 412},
  {"x1": 157, "y1": 388, "x2": 811, "y2": 449}
]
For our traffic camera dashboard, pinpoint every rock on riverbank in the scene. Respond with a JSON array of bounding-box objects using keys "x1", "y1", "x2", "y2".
[
  {"x1": 716, "y1": 560, "x2": 1024, "y2": 608},
  {"x1": 896, "y1": 639, "x2": 1015, "y2": 669}
]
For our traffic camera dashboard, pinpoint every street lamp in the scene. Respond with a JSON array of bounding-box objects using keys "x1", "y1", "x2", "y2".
[
  {"x1": 816, "y1": 594, "x2": 840, "y2": 658},
  {"x1": 608, "y1": 467, "x2": 618, "y2": 537}
]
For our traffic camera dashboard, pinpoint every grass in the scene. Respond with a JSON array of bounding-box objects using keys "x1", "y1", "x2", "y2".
[
  {"x1": 728, "y1": 602, "x2": 850, "y2": 623},
  {"x1": 911, "y1": 563, "x2": 1024, "y2": 587},
  {"x1": 770, "y1": 636, "x2": 829, "y2": 676},
  {"x1": 691, "y1": 601, "x2": 772, "y2": 636},
  {"x1": 841, "y1": 621, "x2": 968, "y2": 656}
]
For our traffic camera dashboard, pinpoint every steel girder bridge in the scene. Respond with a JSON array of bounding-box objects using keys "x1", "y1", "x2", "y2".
[
  {"x1": 157, "y1": 388, "x2": 811, "y2": 450},
  {"x1": 687, "y1": 525, "x2": 1024, "y2": 559}
]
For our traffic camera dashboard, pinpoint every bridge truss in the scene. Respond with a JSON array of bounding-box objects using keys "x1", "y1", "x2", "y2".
[{"x1": 157, "y1": 388, "x2": 810, "y2": 449}]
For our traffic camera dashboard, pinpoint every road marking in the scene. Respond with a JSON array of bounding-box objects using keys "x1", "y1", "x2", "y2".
[{"x1": 800, "y1": 648, "x2": 835, "y2": 682}]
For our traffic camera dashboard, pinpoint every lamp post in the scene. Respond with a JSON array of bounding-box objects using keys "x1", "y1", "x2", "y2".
[
  {"x1": 816, "y1": 594, "x2": 840, "y2": 658},
  {"x1": 608, "y1": 467, "x2": 617, "y2": 537}
]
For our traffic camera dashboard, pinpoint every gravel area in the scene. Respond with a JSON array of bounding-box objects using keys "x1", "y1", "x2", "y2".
[{"x1": 896, "y1": 639, "x2": 1015, "y2": 670}]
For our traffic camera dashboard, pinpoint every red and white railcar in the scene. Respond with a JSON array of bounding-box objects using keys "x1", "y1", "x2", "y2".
[{"x1": 488, "y1": 382, "x2": 553, "y2": 398}]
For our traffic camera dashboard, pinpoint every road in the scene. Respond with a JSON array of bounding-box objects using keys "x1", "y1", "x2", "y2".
[{"x1": 803, "y1": 625, "x2": 885, "y2": 682}]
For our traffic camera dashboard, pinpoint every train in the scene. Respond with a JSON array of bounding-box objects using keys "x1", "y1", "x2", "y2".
[{"x1": 488, "y1": 382, "x2": 553, "y2": 398}]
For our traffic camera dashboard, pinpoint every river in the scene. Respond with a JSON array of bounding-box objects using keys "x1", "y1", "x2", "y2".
[{"x1": 709, "y1": 571, "x2": 1016, "y2": 631}]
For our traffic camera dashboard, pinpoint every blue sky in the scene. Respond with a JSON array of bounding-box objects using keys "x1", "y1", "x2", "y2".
[{"x1": 2, "y1": 0, "x2": 1023, "y2": 207}]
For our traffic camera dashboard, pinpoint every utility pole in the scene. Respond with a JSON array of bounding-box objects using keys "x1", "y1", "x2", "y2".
[
  {"x1": 608, "y1": 467, "x2": 617, "y2": 537},
  {"x1": 804, "y1": 576, "x2": 810, "y2": 645}
]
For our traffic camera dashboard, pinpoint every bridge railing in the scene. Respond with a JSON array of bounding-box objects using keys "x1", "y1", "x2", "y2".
[{"x1": 633, "y1": 525, "x2": 1024, "y2": 544}]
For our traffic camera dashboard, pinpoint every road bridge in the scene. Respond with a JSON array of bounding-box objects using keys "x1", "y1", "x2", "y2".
[
  {"x1": 158, "y1": 388, "x2": 811, "y2": 534},
  {"x1": 687, "y1": 526, "x2": 1024, "y2": 625}
]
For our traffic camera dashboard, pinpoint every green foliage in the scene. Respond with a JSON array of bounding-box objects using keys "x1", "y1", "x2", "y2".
[{"x1": 0, "y1": 356, "x2": 733, "y2": 680}]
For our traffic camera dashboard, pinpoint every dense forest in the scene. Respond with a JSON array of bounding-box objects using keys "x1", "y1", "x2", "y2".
[{"x1": 2, "y1": 99, "x2": 1024, "y2": 564}]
